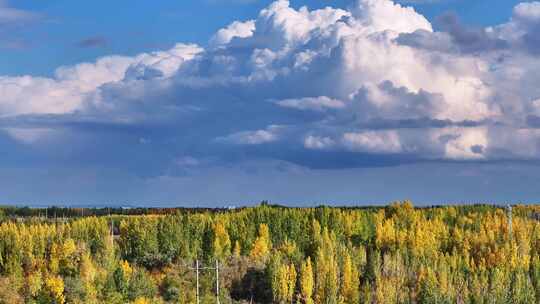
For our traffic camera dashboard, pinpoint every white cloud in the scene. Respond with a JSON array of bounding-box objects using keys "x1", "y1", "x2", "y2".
[
  {"x1": 434, "y1": 127, "x2": 489, "y2": 160},
  {"x1": 219, "y1": 125, "x2": 283, "y2": 145},
  {"x1": 1, "y1": 0, "x2": 540, "y2": 170},
  {"x1": 513, "y1": 2, "x2": 540, "y2": 21},
  {"x1": 254, "y1": 0, "x2": 350, "y2": 50},
  {"x1": 353, "y1": 0, "x2": 432, "y2": 34},
  {"x1": 342, "y1": 131, "x2": 403, "y2": 153},
  {"x1": 275, "y1": 96, "x2": 345, "y2": 111},
  {"x1": 210, "y1": 20, "x2": 256, "y2": 46},
  {"x1": 127, "y1": 43, "x2": 203, "y2": 79},
  {"x1": 0, "y1": 43, "x2": 202, "y2": 116},
  {"x1": 304, "y1": 135, "x2": 335, "y2": 150}
]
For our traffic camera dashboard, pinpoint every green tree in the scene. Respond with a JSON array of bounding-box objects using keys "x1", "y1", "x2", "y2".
[{"x1": 127, "y1": 269, "x2": 157, "y2": 301}]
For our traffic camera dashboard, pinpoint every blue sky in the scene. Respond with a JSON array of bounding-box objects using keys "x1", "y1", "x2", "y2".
[
  {"x1": 0, "y1": 0, "x2": 526, "y2": 76},
  {"x1": 1, "y1": 0, "x2": 540, "y2": 206}
]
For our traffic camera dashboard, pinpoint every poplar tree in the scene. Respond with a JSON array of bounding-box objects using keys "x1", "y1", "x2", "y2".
[
  {"x1": 212, "y1": 220, "x2": 231, "y2": 260},
  {"x1": 341, "y1": 252, "x2": 359, "y2": 304},
  {"x1": 300, "y1": 257, "x2": 314, "y2": 304},
  {"x1": 250, "y1": 224, "x2": 271, "y2": 261}
]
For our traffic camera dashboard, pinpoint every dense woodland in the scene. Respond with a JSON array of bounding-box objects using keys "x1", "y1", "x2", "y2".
[{"x1": 1, "y1": 202, "x2": 540, "y2": 303}]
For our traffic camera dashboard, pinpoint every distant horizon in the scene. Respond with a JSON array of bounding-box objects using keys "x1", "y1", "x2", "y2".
[{"x1": 2, "y1": 200, "x2": 536, "y2": 209}]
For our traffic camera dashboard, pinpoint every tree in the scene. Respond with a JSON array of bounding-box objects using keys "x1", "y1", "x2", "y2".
[
  {"x1": 161, "y1": 274, "x2": 182, "y2": 302},
  {"x1": 157, "y1": 216, "x2": 181, "y2": 264},
  {"x1": 127, "y1": 269, "x2": 157, "y2": 301},
  {"x1": 64, "y1": 276, "x2": 86, "y2": 304},
  {"x1": 286, "y1": 264, "x2": 297, "y2": 304},
  {"x1": 59, "y1": 238, "x2": 78, "y2": 276},
  {"x1": 111, "y1": 260, "x2": 133, "y2": 298},
  {"x1": 0, "y1": 223, "x2": 23, "y2": 276},
  {"x1": 2, "y1": 203, "x2": 540, "y2": 303},
  {"x1": 250, "y1": 224, "x2": 271, "y2": 261},
  {"x1": 314, "y1": 229, "x2": 339, "y2": 304},
  {"x1": 300, "y1": 257, "x2": 314, "y2": 304},
  {"x1": 118, "y1": 218, "x2": 162, "y2": 268},
  {"x1": 212, "y1": 220, "x2": 232, "y2": 260},
  {"x1": 41, "y1": 275, "x2": 65, "y2": 304},
  {"x1": 79, "y1": 252, "x2": 97, "y2": 302},
  {"x1": 341, "y1": 252, "x2": 359, "y2": 303},
  {"x1": 25, "y1": 272, "x2": 43, "y2": 300},
  {"x1": 272, "y1": 261, "x2": 297, "y2": 304},
  {"x1": 417, "y1": 268, "x2": 446, "y2": 304},
  {"x1": 133, "y1": 297, "x2": 151, "y2": 304}
]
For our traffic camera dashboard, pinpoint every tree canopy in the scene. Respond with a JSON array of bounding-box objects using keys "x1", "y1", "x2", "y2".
[{"x1": 0, "y1": 202, "x2": 539, "y2": 303}]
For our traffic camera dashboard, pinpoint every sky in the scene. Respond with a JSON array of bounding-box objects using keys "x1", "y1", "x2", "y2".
[{"x1": 1, "y1": 0, "x2": 540, "y2": 206}]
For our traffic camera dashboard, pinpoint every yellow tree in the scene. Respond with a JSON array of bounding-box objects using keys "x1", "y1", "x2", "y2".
[
  {"x1": 314, "y1": 250, "x2": 327, "y2": 303},
  {"x1": 212, "y1": 221, "x2": 231, "y2": 260},
  {"x1": 133, "y1": 297, "x2": 150, "y2": 304},
  {"x1": 275, "y1": 263, "x2": 297, "y2": 304},
  {"x1": 300, "y1": 257, "x2": 314, "y2": 304},
  {"x1": 59, "y1": 238, "x2": 77, "y2": 275},
  {"x1": 25, "y1": 272, "x2": 42, "y2": 299},
  {"x1": 79, "y1": 252, "x2": 97, "y2": 302},
  {"x1": 286, "y1": 263, "x2": 297, "y2": 304},
  {"x1": 314, "y1": 229, "x2": 339, "y2": 304},
  {"x1": 48, "y1": 243, "x2": 61, "y2": 275},
  {"x1": 341, "y1": 252, "x2": 359, "y2": 303},
  {"x1": 250, "y1": 224, "x2": 271, "y2": 261},
  {"x1": 44, "y1": 275, "x2": 65, "y2": 304}
]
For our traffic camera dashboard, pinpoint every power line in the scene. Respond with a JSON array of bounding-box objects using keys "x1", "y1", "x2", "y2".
[{"x1": 187, "y1": 259, "x2": 221, "y2": 304}]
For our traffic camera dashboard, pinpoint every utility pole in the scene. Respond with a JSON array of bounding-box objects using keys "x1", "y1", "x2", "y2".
[
  {"x1": 215, "y1": 260, "x2": 220, "y2": 304},
  {"x1": 189, "y1": 259, "x2": 221, "y2": 304},
  {"x1": 196, "y1": 260, "x2": 200, "y2": 304}
]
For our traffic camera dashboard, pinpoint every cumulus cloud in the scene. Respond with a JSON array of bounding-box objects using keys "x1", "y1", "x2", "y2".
[
  {"x1": 349, "y1": 81, "x2": 446, "y2": 120},
  {"x1": 232, "y1": 129, "x2": 277, "y2": 145},
  {"x1": 275, "y1": 96, "x2": 345, "y2": 111},
  {"x1": 0, "y1": 43, "x2": 202, "y2": 116},
  {"x1": 1, "y1": 0, "x2": 540, "y2": 179},
  {"x1": 304, "y1": 135, "x2": 335, "y2": 150},
  {"x1": 353, "y1": 0, "x2": 432, "y2": 33},
  {"x1": 342, "y1": 131, "x2": 403, "y2": 153},
  {"x1": 218, "y1": 125, "x2": 283, "y2": 145},
  {"x1": 210, "y1": 20, "x2": 255, "y2": 46}
]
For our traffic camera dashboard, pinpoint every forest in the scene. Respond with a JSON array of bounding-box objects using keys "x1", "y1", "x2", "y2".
[{"x1": 1, "y1": 202, "x2": 540, "y2": 303}]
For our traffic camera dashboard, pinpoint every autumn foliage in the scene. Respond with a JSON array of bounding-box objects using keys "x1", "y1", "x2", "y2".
[{"x1": 0, "y1": 202, "x2": 540, "y2": 303}]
